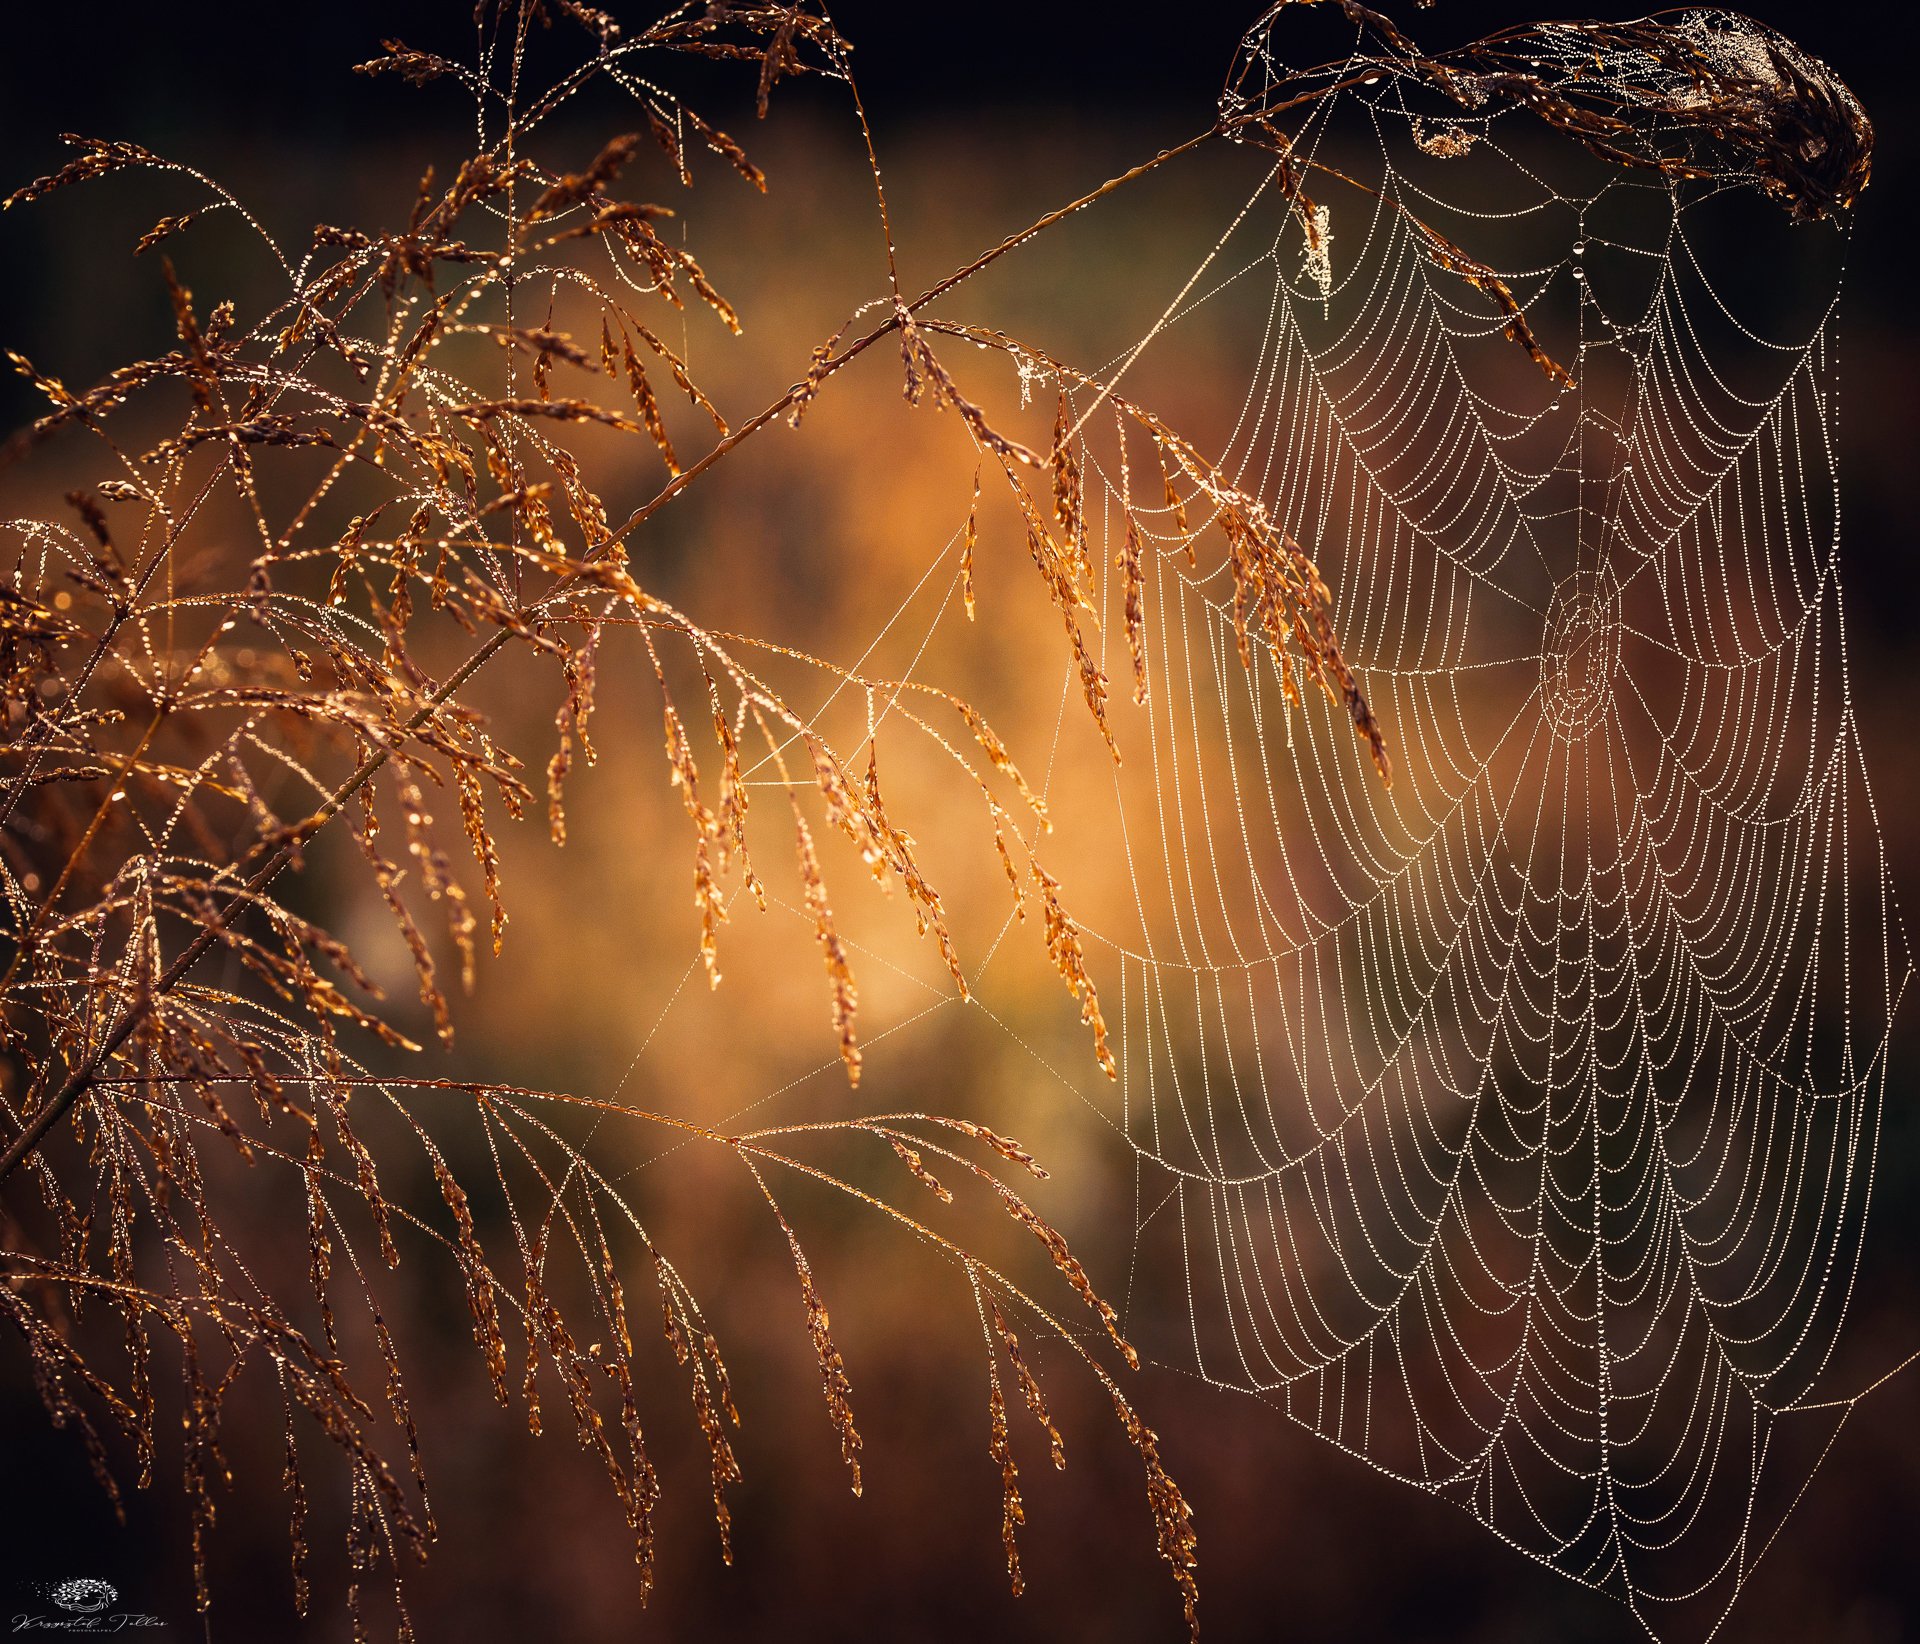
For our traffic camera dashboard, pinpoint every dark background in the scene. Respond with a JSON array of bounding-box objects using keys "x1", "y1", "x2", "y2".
[{"x1": 2, "y1": 5, "x2": 1914, "y2": 1643}]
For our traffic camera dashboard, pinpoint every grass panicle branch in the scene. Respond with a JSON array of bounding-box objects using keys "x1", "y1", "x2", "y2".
[{"x1": 0, "y1": 1, "x2": 1245, "y2": 1631}]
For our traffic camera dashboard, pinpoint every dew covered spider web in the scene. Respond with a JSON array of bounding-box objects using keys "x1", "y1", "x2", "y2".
[
  {"x1": 612, "y1": 6, "x2": 1907, "y2": 1636},
  {"x1": 1001, "y1": 8, "x2": 1910, "y2": 1636}
]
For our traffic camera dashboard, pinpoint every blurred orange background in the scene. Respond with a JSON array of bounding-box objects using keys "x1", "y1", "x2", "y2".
[{"x1": 3, "y1": 4, "x2": 1917, "y2": 1642}]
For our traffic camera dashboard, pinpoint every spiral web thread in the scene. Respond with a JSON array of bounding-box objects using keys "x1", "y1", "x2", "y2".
[{"x1": 1037, "y1": 11, "x2": 1910, "y2": 1637}]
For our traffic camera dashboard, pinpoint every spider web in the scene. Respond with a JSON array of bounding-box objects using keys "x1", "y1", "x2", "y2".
[
  {"x1": 993, "y1": 8, "x2": 1908, "y2": 1637},
  {"x1": 582, "y1": 7, "x2": 1906, "y2": 1635}
]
